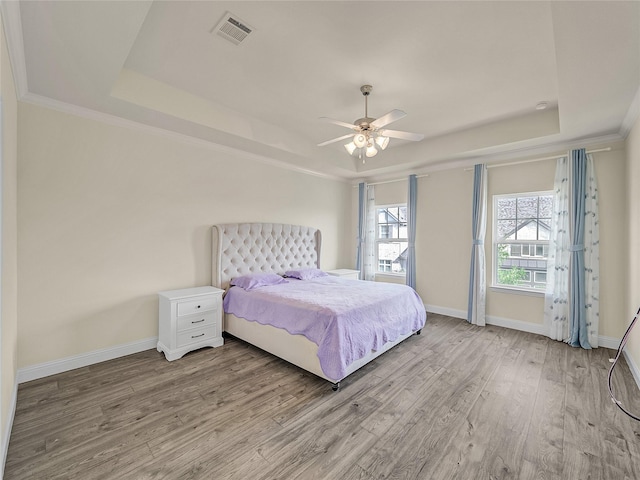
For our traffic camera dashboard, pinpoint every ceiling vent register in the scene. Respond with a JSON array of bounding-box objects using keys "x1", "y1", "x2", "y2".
[{"x1": 214, "y1": 12, "x2": 253, "y2": 45}]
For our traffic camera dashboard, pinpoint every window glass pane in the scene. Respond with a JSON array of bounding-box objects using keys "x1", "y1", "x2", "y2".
[
  {"x1": 539, "y1": 196, "x2": 553, "y2": 218},
  {"x1": 399, "y1": 224, "x2": 408, "y2": 239},
  {"x1": 497, "y1": 220, "x2": 516, "y2": 240},
  {"x1": 388, "y1": 207, "x2": 399, "y2": 221},
  {"x1": 517, "y1": 221, "x2": 538, "y2": 240},
  {"x1": 396, "y1": 207, "x2": 405, "y2": 223},
  {"x1": 494, "y1": 192, "x2": 551, "y2": 291},
  {"x1": 379, "y1": 225, "x2": 389, "y2": 239},
  {"x1": 378, "y1": 210, "x2": 388, "y2": 223},
  {"x1": 539, "y1": 223, "x2": 550, "y2": 241},
  {"x1": 496, "y1": 198, "x2": 516, "y2": 219},
  {"x1": 517, "y1": 197, "x2": 538, "y2": 219},
  {"x1": 377, "y1": 242, "x2": 408, "y2": 273}
]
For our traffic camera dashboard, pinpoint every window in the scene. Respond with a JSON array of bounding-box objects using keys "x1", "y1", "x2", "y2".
[
  {"x1": 493, "y1": 192, "x2": 553, "y2": 291},
  {"x1": 376, "y1": 205, "x2": 408, "y2": 274}
]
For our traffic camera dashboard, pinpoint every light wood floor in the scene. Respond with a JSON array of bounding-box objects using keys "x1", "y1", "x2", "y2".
[{"x1": 5, "y1": 314, "x2": 640, "y2": 479}]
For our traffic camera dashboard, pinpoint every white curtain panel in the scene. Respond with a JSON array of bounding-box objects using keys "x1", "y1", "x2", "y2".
[
  {"x1": 544, "y1": 157, "x2": 570, "y2": 341},
  {"x1": 583, "y1": 154, "x2": 600, "y2": 347},
  {"x1": 544, "y1": 153, "x2": 600, "y2": 347},
  {"x1": 363, "y1": 185, "x2": 376, "y2": 281}
]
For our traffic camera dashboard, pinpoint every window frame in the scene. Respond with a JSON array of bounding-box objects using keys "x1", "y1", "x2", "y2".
[
  {"x1": 492, "y1": 190, "x2": 553, "y2": 294},
  {"x1": 375, "y1": 203, "x2": 408, "y2": 276}
]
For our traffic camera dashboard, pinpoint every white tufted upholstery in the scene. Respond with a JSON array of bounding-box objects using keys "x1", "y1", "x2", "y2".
[{"x1": 212, "y1": 223, "x2": 322, "y2": 290}]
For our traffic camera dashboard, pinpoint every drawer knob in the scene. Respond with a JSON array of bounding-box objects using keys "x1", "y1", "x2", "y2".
[
  {"x1": 192, "y1": 333, "x2": 205, "y2": 339},
  {"x1": 196, "y1": 305, "x2": 201, "y2": 309}
]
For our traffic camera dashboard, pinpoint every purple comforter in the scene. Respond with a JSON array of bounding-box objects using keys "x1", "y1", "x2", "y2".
[{"x1": 223, "y1": 276, "x2": 426, "y2": 381}]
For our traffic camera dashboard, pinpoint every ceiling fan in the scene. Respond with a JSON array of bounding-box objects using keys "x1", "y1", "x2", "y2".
[{"x1": 317, "y1": 85, "x2": 424, "y2": 161}]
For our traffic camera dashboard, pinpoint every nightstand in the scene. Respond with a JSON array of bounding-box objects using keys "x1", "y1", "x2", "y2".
[
  {"x1": 326, "y1": 269, "x2": 360, "y2": 280},
  {"x1": 157, "y1": 286, "x2": 224, "y2": 361}
]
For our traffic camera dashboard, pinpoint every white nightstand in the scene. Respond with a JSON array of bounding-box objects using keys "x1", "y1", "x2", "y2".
[
  {"x1": 326, "y1": 269, "x2": 360, "y2": 280},
  {"x1": 157, "y1": 286, "x2": 224, "y2": 361}
]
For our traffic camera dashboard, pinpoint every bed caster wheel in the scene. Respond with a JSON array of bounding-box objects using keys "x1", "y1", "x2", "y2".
[
  {"x1": 332, "y1": 382, "x2": 341, "y2": 392},
  {"x1": 416, "y1": 329, "x2": 422, "y2": 335}
]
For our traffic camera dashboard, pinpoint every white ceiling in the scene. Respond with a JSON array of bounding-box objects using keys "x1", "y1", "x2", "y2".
[{"x1": 5, "y1": 1, "x2": 640, "y2": 180}]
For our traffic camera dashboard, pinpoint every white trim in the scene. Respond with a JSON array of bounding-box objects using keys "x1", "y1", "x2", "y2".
[
  {"x1": 597, "y1": 335, "x2": 621, "y2": 351},
  {"x1": 490, "y1": 285, "x2": 545, "y2": 298},
  {"x1": 425, "y1": 304, "x2": 623, "y2": 352},
  {"x1": 0, "y1": 0, "x2": 28, "y2": 98},
  {"x1": 425, "y1": 304, "x2": 467, "y2": 320},
  {"x1": 0, "y1": 379, "x2": 16, "y2": 478},
  {"x1": 623, "y1": 349, "x2": 640, "y2": 392},
  {"x1": 17, "y1": 337, "x2": 158, "y2": 384},
  {"x1": 485, "y1": 314, "x2": 548, "y2": 336},
  {"x1": 620, "y1": 86, "x2": 640, "y2": 138}
]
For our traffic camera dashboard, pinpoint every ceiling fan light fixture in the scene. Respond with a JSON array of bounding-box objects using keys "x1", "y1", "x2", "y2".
[
  {"x1": 353, "y1": 133, "x2": 367, "y2": 148},
  {"x1": 366, "y1": 143, "x2": 378, "y2": 158},
  {"x1": 375, "y1": 135, "x2": 389, "y2": 150},
  {"x1": 344, "y1": 142, "x2": 357, "y2": 155}
]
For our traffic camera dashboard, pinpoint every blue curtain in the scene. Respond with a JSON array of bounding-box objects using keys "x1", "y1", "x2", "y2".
[
  {"x1": 406, "y1": 175, "x2": 417, "y2": 289},
  {"x1": 467, "y1": 164, "x2": 487, "y2": 326},
  {"x1": 568, "y1": 149, "x2": 591, "y2": 348},
  {"x1": 356, "y1": 182, "x2": 366, "y2": 280}
]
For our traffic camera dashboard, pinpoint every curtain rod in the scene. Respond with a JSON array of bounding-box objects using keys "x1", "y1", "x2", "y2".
[
  {"x1": 463, "y1": 147, "x2": 611, "y2": 171},
  {"x1": 353, "y1": 174, "x2": 429, "y2": 187}
]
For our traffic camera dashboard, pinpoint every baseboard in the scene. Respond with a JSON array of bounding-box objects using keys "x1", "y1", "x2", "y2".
[
  {"x1": 17, "y1": 337, "x2": 158, "y2": 384},
  {"x1": 623, "y1": 349, "x2": 640, "y2": 392},
  {"x1": 1, "y1": 379, "x2": 17, "y2": 480},
  {"x1": 485, "y1": 314, "x2": 548, "y2": 336},
  {"x1": 424, "y1": 304, "x2": 548, "y2": 335},
  {"x1": 425, "y1": 304, "x2": 620, "y2": 349},
  {"x1": 425, "y1": 304, "x2": 467, "y2": 320}
]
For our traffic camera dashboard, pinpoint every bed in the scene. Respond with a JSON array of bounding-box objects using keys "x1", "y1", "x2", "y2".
[{"x1": 211, "y1": 222, "x2": 426, "y2": 390}]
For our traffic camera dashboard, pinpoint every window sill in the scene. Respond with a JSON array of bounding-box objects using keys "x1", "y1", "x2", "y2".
[
  {"x1": 375, "y1": 272, "x2": 406, "y2": 280},
  {"x1": 490, "y1": 285, "x2": 545, "y2": 298}
]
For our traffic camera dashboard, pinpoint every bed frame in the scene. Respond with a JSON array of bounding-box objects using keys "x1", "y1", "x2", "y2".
[{"x1": 211, "y1": 222, "x2": 417, "y2": 390}]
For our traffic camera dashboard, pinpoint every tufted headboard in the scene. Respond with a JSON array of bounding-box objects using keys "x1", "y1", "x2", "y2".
[{"x1": 212, "y1": 223, "x2": 322, "y2": 291}]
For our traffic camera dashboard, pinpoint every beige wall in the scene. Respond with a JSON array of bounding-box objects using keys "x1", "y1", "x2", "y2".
[
  {"x1": 17, "y1": 103, "x2": 352, "y2": 368},
  {"x1": 626, "y1": 114, "x2": 640, "y2": 373},
  {"x1": 353, "y1": 147, "x2": 628, "y2": 341},
  {"x1": 1, "y1": 15, "x2": 19, "y2": 455}
]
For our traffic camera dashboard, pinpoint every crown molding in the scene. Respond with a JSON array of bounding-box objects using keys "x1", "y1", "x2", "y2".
[
  {"x1": 620, "y1": 85, "x2": 640, "y2": 138},
  {"x1": 0, "y1": 0, "x2": 28, "y2": 98}
]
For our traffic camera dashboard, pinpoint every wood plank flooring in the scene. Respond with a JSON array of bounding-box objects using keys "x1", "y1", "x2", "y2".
[{"x1": 5, "y1": 314, "x2": 640, "y2": 479}]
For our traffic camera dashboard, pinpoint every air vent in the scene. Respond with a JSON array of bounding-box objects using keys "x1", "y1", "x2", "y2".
[{"x1": 213, "y1": 12, "x2": 254, "y2": 45}]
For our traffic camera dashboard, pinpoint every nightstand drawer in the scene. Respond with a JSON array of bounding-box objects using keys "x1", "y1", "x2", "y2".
[
  {"x1": 177, "y1": 297, "x2": 219, "y2": 316},
  {"x1": 177, "y1": 324, "x2": 217, "y2": 348},
  {"x1": 176, "y1": 311, "x2": 216, "y2": 332}
]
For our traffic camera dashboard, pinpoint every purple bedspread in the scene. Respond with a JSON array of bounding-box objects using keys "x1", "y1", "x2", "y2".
[{"x1": 223, "y1": 276, "x2": 426, "y2": 381}]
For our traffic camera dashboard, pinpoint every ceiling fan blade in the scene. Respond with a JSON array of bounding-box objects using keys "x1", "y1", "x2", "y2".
[
  {"x1": 319, "y1": 117, "x2": 358, "y2": 130},
  {"x1": 317, "y1": 133, "x2": 355, "y2": 147},
  {"x1": 380, "y1": 129, "x2": 425, "y2": 142},
  {"x1": 370, "y1": 109, "x2": 406, "y2": 129}
]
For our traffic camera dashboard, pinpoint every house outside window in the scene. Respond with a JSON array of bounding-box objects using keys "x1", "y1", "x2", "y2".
[
  {"x1": 376, "y1": 205, "x2": 407, "y2": 274},
  {"x1": 493, "y1": 192, "x2": 553, "y2": 291}
]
